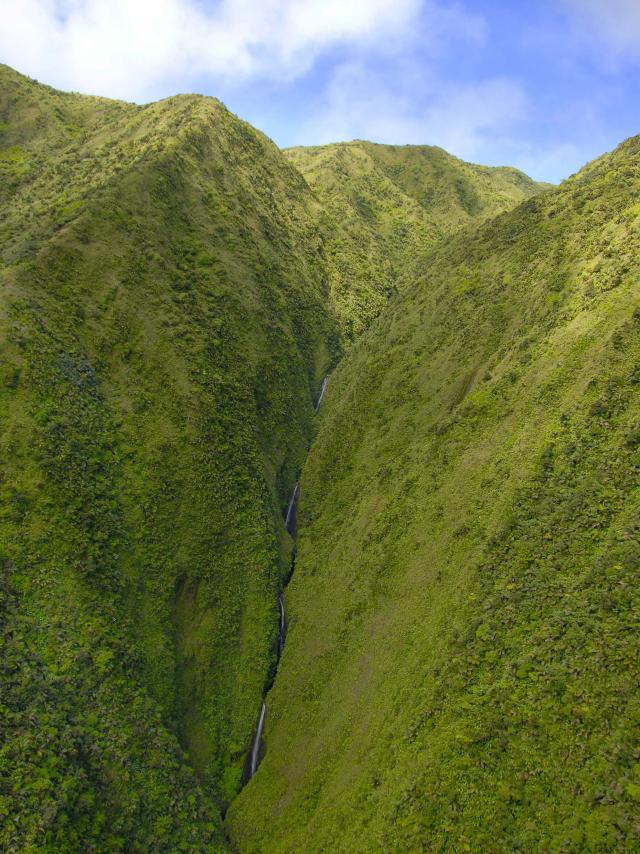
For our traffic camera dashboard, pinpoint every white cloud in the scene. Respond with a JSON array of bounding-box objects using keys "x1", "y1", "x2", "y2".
[
  {"x1": 0, "y1": 0, "x2": 423, "y2": 100},
  {"x1": 416, "y1": 79, "x2": 529, "y2": 161},
  {"x1": 295, "y1": 57, "x2": 528, "y2": 166},
  {"x1": 561, "y1": 0, "x2": 640, "y2": 61},
  {"x1": 2, "y1": 0, "x2": 609, "y2": 182},
  {"x1": 287, "y1": 0, "x2": 518, "y2": 160}
]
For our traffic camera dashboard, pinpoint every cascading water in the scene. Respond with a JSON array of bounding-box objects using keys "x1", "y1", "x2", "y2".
[
  {"x1": 284, "y1": 483, "x2": 300, "y2": 537},
  {"x1": 314, "y1": 376, "x2": 329, "y2": 413},
  {"x1": 245, "y1": 376, "x2": 328, "y2": 783},
  {"x1": 249, "y1": 702, "x2": 267, "y2": 779},
  {"x1": 278, "y1": 594, "x2": 286, "y2": 659}
]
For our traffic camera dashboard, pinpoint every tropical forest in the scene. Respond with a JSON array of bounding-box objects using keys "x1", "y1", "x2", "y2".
[{"x1": 1, "y1": 3, "x2": 639, "y2": 851}]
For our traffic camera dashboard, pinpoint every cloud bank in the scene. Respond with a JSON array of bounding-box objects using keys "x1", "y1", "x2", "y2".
[
  {"x1": 0, "y1": 0, "x2": 422, "y2": 100},
  {"x1": 3, "y1": 1, "x2": 524, "y2": 170},
  {"x1": 1, "y1": 0, "x2": 639, "y2": 182},
  {"x1": 562, "y1": 0, "x2": 640, "y2": 60}
]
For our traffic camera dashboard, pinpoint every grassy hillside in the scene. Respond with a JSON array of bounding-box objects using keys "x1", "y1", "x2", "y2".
[
  {"x1": 227, "y1": 136, "x2": 640, "y2": 851},
  {"x1": 0, "y1": 66, "x2": 337, "y2": 851},
  {"x1": 284, "y1": 141, "x2": 545, "y2": 340}
]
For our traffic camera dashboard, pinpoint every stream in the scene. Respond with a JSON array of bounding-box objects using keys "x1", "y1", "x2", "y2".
[{"x1": 244, "y1": 375, "x2": 329, "y2": 783}]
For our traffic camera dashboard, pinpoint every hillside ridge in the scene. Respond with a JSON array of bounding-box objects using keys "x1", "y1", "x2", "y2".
[
  {"x1": 1, "y1": 65, "x2": 335, "y2": 851},
  {"x1": 227, "y1": 131, "x2": 640, "y2": 852},
  {"x1": 283, "y1": 138, "x2": 546, "y2": 340},
  {"x1": 4, "y1": 64, "x2": 634, "y2": 853}
]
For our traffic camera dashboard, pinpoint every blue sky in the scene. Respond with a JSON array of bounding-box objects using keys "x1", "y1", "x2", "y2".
[{"x1": 2, "y1": 0, "x2": 640, "y2": 181}]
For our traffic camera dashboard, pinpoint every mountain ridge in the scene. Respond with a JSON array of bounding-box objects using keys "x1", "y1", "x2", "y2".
[
  {"x1": 227, "y1": 130, "x2": 640, "y2": 852},
  {"x1": 1, "y1": 64, "x2": 336, "y2": 850},
  {"x1": 283, "y1": 139, "x2": 546, "y2": 340}
]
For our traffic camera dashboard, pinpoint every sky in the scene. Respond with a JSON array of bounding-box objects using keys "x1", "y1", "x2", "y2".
[{"x1": 1, "y1": 0, "x2": 640, "y2": 182}]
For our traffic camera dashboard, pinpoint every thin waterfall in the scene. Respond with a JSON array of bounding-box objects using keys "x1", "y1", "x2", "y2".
[
  {"x1": 314, "y1": 376, "x2": 329, "y2": 413},
  {"x1": 245, "y1": 370, "x2": 330, "y2": 783},
  {"x1": 285, "y1": 483, "x2": 299, "y2": 536},
  {"x1": 278, "y1": 593, "x2": 286, "y2": 658},
  {"x1": 246, "y1": 481, "x2": 298, "y2": 782},
  {"x1": 249, "y1": 701, "x2": 267, "y2": 779}
]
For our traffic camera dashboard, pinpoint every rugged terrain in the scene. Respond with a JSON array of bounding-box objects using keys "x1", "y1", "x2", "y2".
[
  {"x1": 3, "y1": 64, "x2": 638, "y2": 853},
  {"x1": 0, "y1": 64, "x2": 336, "y2": 850},
  {"x1": 229, "y1": 135, "x2": 640, "y2": 852},
  {"x1": 284, "y1": 141, "x2": 543, "y2": 340}
]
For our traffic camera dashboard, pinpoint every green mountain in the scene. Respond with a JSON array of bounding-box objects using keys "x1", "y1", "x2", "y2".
[
  {"x1": 0, "y1": 64, "x2": 336, "y2": 850},
  {"x1": 284, "y1": 141, "x2": 544, "y2": 341},
  {"x1": 227, "y1": 137, "x2": 640, "y2": 851},
  {"x1": 3, "y1": 64, "x2": 638, "y2": 854}
]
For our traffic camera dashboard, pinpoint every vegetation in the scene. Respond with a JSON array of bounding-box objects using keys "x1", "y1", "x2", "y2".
[
  {"x1": 285, "y1": 141, "x2": 544, "y2": 340},
  {"x1": 227, "y1": 136, "x2": 640, "y2": 851},
  {"x1": 4, "y1": 62, "x2": 638, "y2": 853},
  {"x1": 0, "y1": 64, "x2": 335, "y2": 851}
]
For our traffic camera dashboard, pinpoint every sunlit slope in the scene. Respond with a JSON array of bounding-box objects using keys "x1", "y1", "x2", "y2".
[
  {"x1": 284, "y1": 141, "x2": 545, "y2": 340},
  {"x1": 228, "y1": 136, "x2": 640, "y2": 852},
  {"x1": 0, "y1": 67, "x2": 336, "y2": 850}
]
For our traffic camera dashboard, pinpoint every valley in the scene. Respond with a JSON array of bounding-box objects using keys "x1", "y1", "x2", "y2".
[{"x1": 1, "y1": 64, "x2": 639, "y2": 853}]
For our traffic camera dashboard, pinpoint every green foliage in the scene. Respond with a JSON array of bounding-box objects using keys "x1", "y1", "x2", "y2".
[
  {"x1": 5, "y1": 60, "x2": 638, "y2": 854},
  {"x1": 227, "y1": 136, "x2": 640, "y2": 851},
  {"x1": 284, "y1": 141, "x2": 544, "y2": 341},
  {"x1": 0, "y1": 64, "x2": 336, "y2": 850}
]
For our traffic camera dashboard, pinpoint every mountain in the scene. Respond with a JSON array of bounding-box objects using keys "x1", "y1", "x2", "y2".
[
  {"x1": 4, "y1": 63, "x2": 635, "y2": 854},
  {"x1": 284, "y1": 141, "x2": 545, "y2": 341},
  {"x1": 1, "y1": 64, "x2": 336, "y2": 850},
  {"x1": 227, "y1": 136, "x2": 640, "y2": 851}
]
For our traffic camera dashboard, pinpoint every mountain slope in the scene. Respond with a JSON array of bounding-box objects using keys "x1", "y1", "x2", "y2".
[
  {"x1": 0, "y1": 66, "x2": 336, "y2": 851},
  {"x1": 284, "y1": 141, "x2": 545, "y2": 340},
  {"x1": 227, "y1": 136, "x2": 640, "y2": 851}
]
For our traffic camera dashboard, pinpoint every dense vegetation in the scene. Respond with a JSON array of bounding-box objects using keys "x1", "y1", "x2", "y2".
[
  {"x1": 285, "y1": 141, "x2": 543, "y2": 340},
  {"x1": 228, "y1": 136, "x2": 640, "y2": 851},
  {"x1": 0, "y1": 64, "x2": 336, "y2": 851},
  {"x1": 3, "y1": 63, "x2": 638, "y2": 853}
]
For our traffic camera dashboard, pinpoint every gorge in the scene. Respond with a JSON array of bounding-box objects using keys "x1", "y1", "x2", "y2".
[{"x1": 1, "y1": 64, "x2": 639, "y2": 853}]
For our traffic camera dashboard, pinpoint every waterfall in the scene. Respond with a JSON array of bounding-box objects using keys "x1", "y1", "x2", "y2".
[
  {"x1": 278, "y1": 593, "x2": 286, "y2": 659},
  {"x1": 284, "y1": 483, "x2": 299, "y2": 536},
  {"x1": 245, "y1": 371, "x2": 330, "y2": 782},
  {"x1": 249, "y1": 701, "x2": 267, "y2": 779},
  {"x1": 314, "y1": 376, "x2": 329, "y2": 413}
]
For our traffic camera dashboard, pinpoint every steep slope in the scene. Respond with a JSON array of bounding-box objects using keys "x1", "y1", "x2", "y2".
[
  {"x1": 0, "y1": 67, "x2": 336, "y2": 851},
  {"x1": 284, "y1": 141, "x2": 545, "y2": 340},
  {"x1": 228, "y1": 137, "x2": 640, "y2": 851}
]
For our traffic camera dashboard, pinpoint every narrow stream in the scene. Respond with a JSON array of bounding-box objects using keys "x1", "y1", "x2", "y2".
[
  {"x1": 278, "y1": 594, "x2": 286, "y2": 658},
  {"x1": 245, "y1": 375, "x2": 329, "y2": 783}
]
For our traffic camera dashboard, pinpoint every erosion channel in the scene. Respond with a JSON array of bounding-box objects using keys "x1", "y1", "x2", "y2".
[{"x1": 243, "y1": 375, "x2": 329, "y2": 784}]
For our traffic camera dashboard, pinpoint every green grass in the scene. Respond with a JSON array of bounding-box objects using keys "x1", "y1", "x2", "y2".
[{"x1": 227, "y1": 135, "x2": 640, "y2": 852}]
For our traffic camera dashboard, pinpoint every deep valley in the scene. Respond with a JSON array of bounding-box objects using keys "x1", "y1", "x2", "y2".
[{"x1": 1, "y1": 64, "x2": 639, "y2": 853}]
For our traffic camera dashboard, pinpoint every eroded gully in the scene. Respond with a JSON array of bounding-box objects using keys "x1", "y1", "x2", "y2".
[{"x1": 244, "y1": 376, "x2": 328, "y2": 783}]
